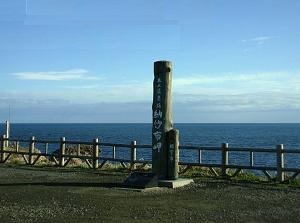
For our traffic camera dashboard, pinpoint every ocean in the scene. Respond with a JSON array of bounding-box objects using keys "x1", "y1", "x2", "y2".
[{"x1": 1, "y1": 123, "x2": 300, "y2": 168}]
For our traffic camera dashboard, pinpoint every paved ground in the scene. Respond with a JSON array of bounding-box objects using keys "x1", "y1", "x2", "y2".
[{"x1": 0, "y1": 164, "x2": 299, "y2": 223}]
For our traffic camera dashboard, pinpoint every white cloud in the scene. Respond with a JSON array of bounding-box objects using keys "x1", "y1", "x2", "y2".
[
  {"x1": 95, "y1": 80, "x2": 153, "y2": 102},
  {"x1": 65, "y1": 84, "x2": 100, "y2": 89},
  {"x1": 175, "y1": 92, "x2": 300, "y2": 112},
  {"x1": 251, "y1": 36, "x2": 272, "y2": 41},
  {"x1": 172, "y1": 71, "x2": 300, "y2": 112},
  {"x1": 12, "y1": 69, "x2": 99, "y2": 81},
  {"x1": 242, "y1": 36, "x2": 277, "y2": 45},
  {"x1": 4, "y1": 70, "x2": 300, "y2": 114},
  {"x1": 174, "y1": 74, "x2": 257, "y2": 86},
  {"x1": 174, "y1": 71, "x2": 300, "y2": 89}
]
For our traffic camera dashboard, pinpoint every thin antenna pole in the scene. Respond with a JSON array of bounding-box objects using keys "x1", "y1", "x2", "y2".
[{"x1": 25, "y1": 0, "x2": 28, "y2": 14}]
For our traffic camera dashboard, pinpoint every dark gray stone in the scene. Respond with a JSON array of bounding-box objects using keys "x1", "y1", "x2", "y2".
[{"x1": 124, "y1": 172, "x2": 158, "y2": 189}]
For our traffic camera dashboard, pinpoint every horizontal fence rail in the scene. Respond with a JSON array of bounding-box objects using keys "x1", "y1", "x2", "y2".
[{"x1": 1, "y1": 134, "x2": 300, "y2": 182}]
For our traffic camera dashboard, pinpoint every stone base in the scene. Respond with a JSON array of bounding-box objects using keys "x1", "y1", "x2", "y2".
[
  {"x1": 124, "y1": 172, "x2": 158, "y2": 189},
  {"x1": 118, "y1": 187, "x2": 164, "y2": 192},
  {"x1": 158, "y1": 178, "x2": 194, "y2": 188}
]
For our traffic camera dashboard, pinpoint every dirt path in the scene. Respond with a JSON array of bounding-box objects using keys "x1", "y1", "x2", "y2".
[{"x1": 0, "y1": 164, "x2": 299, "y2": 223}]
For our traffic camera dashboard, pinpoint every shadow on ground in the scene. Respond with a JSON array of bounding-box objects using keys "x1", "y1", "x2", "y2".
[{"x1": 0, "y1": 181, "x2": 125, "y2": 188}]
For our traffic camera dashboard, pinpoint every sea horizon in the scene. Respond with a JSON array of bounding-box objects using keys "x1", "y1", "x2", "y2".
[{"x1": 3, "y1": 122, "x2": 300, "y2": 124}]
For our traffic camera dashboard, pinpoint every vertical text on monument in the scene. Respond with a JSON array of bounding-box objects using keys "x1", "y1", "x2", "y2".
[{"x1": 153, "y1": 77, "x2": 163, "y2": 153}]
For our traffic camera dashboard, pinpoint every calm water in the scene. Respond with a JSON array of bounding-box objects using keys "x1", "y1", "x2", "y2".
[{"x1": 1, "y1": 123, "x2": 300, "y2": 168}]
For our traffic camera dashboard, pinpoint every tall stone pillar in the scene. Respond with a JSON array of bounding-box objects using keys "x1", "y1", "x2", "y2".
[{"x1": 152, "y1": 61, "x2": 173, "y2": 179}]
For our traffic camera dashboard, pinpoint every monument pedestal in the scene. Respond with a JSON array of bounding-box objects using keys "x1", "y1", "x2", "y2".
[
  {"x1": 124, "y1": 172, "x2": 193, "y2": 189},
  {"x1": 158, "y1": 178, "x2": 194, "y2": 188},
  {"x1": 124, "y1": 172, "x2": 158, "y2": 189}
]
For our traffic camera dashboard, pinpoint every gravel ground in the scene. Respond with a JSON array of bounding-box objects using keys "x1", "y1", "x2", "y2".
[{"x1": 0, "y1": 164, "x2": 299, "y2": 223}]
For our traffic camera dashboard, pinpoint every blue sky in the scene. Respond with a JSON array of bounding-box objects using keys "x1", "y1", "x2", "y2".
[{"x1": 0, "y1": 0, "x2": 300, "y2": 123}]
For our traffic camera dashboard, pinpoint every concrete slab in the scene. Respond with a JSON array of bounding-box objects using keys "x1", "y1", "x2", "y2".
[
  {"x1": 117, "y1": 187, "x2": 167, "y2": 193},
  {"x1": 158, "y1": 178, "x2": 194, "y2": 188}
]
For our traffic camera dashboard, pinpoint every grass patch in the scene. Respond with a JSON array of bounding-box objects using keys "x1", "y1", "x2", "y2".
[
  {"x1": 181, "y1": 166, "x2": 299, "y2": 187},
  {"x1": 231, "y1": 171, "x2": 262, "y2": 181},
  {"x1": 289, "y1": 178, "x2": 300, "y2": 187}
]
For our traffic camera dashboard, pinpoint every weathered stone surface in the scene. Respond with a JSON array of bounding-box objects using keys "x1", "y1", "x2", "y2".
[
  {"x1": 152, "y1": 61, "x2": 173, "y2": 180},
  {"x1": 167, "y1": 129, "x2": 179, "y2": 180},
  {"x1": 158, "y1": 178, "x2": 194, "y2": 188},
  {"x1": 124, "y1": 172, "x2": 158, "y2": 189}
]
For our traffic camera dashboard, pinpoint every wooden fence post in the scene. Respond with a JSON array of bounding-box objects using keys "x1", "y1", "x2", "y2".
[
  {"x1": 93, "y1": 138, "x2": 99, "y2": 169},
  {"x1": 112, "y1": 146, "x2": 116, "y2": 159},
  {"x1": 250, "y1": 151, "x2": 254, "y2": 167},
  {"x1": 59, "y1": 137, "x2": 66, "y2": 167},
  {"x1": 198, "y1": 149, "x2": 202, "y2": 164},
  {"x1": 5, "y1": 121, "x2": 10, "y2": 147},
  {"x1": 221, "y1": 143, "x2": 229, "y2": 177},
  {"x1": 276, "y1": 144, "x2": 284, "y2": 182},
  {"x1": 45, "y1": 143, "x2": 48, "y2": 154},
  {"x1": 130, "y1": 141, "x2": 137, "y2": 170},
  {"x1": 28, "y1": 136, "x2": 35, "y2": 165},
  {"x1": 16, "y1": 141, "x2": 19, "y2": 152},
  {"x1": 0, "y1": 135, "x2": 6, "y2": 163},
  {"x1": 77, "y1": 144, "x2": 81, "y2": 156},
  {"x1": 2, "y1": 134, "x2": 7, "y2": 149}
]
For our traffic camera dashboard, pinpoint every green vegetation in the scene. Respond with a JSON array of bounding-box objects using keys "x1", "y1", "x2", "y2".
[
  {"x1": 180, "y1": 166, "x2": 298, "y2": 185},
  {"x1": 289, "y1": 178, "x2": 300, "y2": 187}
]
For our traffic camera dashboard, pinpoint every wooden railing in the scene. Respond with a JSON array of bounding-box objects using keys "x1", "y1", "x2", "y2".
[
  {"x1": 0, "y1": 135, "x2": 149, "y2": 169},
  {"x1": 179, "y1": 144, "x2": 300, "y2": 182},
  {"x1": 1, "y1": 134, "x2": 300, "y2": 182}
]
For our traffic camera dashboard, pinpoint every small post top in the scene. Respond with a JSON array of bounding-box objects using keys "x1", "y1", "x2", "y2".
[
  {"x1": 154, "y1": 61, "x2": 172, "y2": 74},
  {"x1": 222, "y1": 143, "x2": 229, "y2": 148},
  {"x1": 277, "y1": 144, "x2": 284, "y2": 150},
  {"x1": 61, "y1": 137, "x2": 66, "y2": 141},
  {"x1": 154, "y1": 60, "x2": 171, "y2": 64},
  {"x1": 169, "y1": 128, "x2": 179, "y2": 135},
  {"x1": 94, "y1": 138, "x2": 99, "y2": 143}
]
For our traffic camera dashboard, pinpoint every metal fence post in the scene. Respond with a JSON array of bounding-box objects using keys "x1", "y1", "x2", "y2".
[
  {"x1": 222, "y1": 143, "x2": 229, "y2": 177},
  {"x1": 276, "y1": 144, "x2": 284, "y2": 182}
]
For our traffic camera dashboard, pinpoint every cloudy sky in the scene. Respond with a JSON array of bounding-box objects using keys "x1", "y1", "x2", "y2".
[{"x1": 0, "y1": 0, "x2": 300, "y2": 123}]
